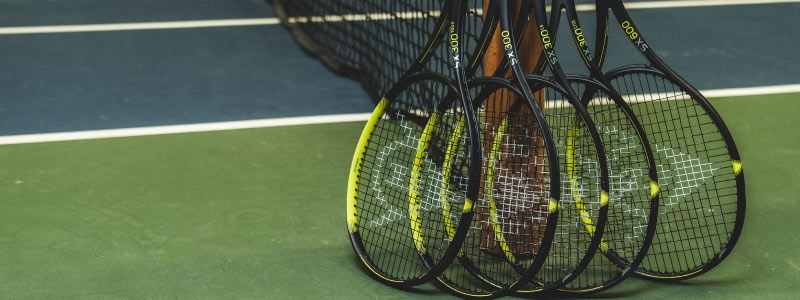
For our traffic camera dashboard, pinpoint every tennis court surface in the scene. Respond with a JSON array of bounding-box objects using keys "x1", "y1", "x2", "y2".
[{"x1": 1, "y1": 0, "x2": 799, "y2": 299}]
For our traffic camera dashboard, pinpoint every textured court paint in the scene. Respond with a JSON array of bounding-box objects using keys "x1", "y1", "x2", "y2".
[
  {"x1": 0, "y1": 123, "x2": 374, "y2": 299},
  {"x1": 0, "y1": 95, "x2": 798, "y2": 298}
]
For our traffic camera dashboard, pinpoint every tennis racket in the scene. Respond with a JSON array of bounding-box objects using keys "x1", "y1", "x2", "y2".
[
  {"x1": 530, "y1": 0, "x2": 661, "y2": 293},
  {"x1": 437, "y1": 0, "x2": 612, "y2": 297},
  {"x1": 426, "y1": 1, "x2": 560, "y2": 298},
  {"x1": 592, "y1": 0, "x2": 746, "y2": 281},
  {"x1": 347, "y1": 0, "x2": 482, "y2": 287},
  {"x1": 487, "y1": 0, "x2": 618, "y2": 294},
  {"x1": 436, "y1": 77, "x2": 561, "y2": 299}
]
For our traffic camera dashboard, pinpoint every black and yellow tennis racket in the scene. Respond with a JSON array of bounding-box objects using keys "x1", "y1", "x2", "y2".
[
  {"x1": 431, "y1": 1, "x2": 563, "y2": 298},
  {"x1": 347, "y1": 71, "x2": 479, "y2": 286},
  {"x1": 435, "y1": 0, "x2": 612, "y2": 297},
  {"x1": 436, "y1": 77, "x2": 562, "y2": 299},
  {"x1": 347, "y1": 0, "x2": 483, "y2": 287},
  {"x1": 481, "y1": 0, "x2": 618, "y2": 295},
  {"x1": 528, "y1": 0, "x2": 661, "y2": 294},
  {"x1": 592, "y1": 0, "x2": 746, "y2": 281}
]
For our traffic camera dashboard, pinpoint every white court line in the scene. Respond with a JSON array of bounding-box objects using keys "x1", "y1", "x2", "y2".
[
  {"x1": 1, "y1": 0, "x2": 799, "y2": 35},
  {"x1": 0, "y1": 113, "x2": 371, "y2": 145},
  {"x1": 702, "y1": 84, "x2": 800, "y2": 98},
  {"x1": 0, "y1": 18, "x2": 280, "y2": 35},
  {"x1": 0, "y1": 84, "x2": 797, "y2": 146},
  {"x1": 603, "y1": 0, "x2": 800, "y2": 10}
]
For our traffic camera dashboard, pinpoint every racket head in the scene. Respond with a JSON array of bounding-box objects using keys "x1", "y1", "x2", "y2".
[
  {"x1": 553, "y1": 7, "x2": 661, "y2": 290},
  {"x1": 435, "y1": 76, "x2": 560, "y2": 299},
  {"x1": 604, "y1": 65, "x2": 745, "y2": 281},
  {"x1": 546, "y1": 75, "x2": 659, "y2": 294},
  {"x1": 512, "y1": 74, "x2": 610, "y2": 295},
  {"x1": 347, "y1": 72, "x2": 479, "y2": 286},
  {"x1": 590, "y1": 0, "x2": 746, "y2": 280}
]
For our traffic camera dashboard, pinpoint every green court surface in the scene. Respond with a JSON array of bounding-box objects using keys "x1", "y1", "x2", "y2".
[{"x1": 1, "y1": 92, "x2": 798, "y2": 299}]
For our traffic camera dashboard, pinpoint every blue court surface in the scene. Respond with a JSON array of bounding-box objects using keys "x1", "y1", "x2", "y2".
[{"x1": 0, "y1": 0, "x2": 798, "y2": 136}]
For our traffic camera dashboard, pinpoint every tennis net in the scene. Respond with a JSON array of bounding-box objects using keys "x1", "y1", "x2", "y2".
[{"x1": 270, "y1": 0, "x2": 484, "y2": 102}]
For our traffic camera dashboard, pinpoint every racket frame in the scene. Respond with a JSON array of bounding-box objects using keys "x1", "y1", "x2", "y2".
[{"x1": 591, "y1": 0, "x2": 746, "y2": 281}]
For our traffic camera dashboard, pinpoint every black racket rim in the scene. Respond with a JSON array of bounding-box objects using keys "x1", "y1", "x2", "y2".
[
  {"x1": 553, "y1": 75, "x2": 660, "y2": 294},
  {"x1": 508, "y1": 73, "x2": 610, "y2": 295},
  {"x1": 435, "y1": 76, "x2": 561, "y2": 299},
  {"x1": 347, "y1": 71, "x2": 479, "y2": 286},
  {"x1": 511, "y1": 0, "x2": 613, "y2": 293},
  {"x1": 544, "y1": 2, "x2": 662, "y2": 291},
  {"x1": 603, "y1": 65, "x2": 746, "y2": 281}
]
